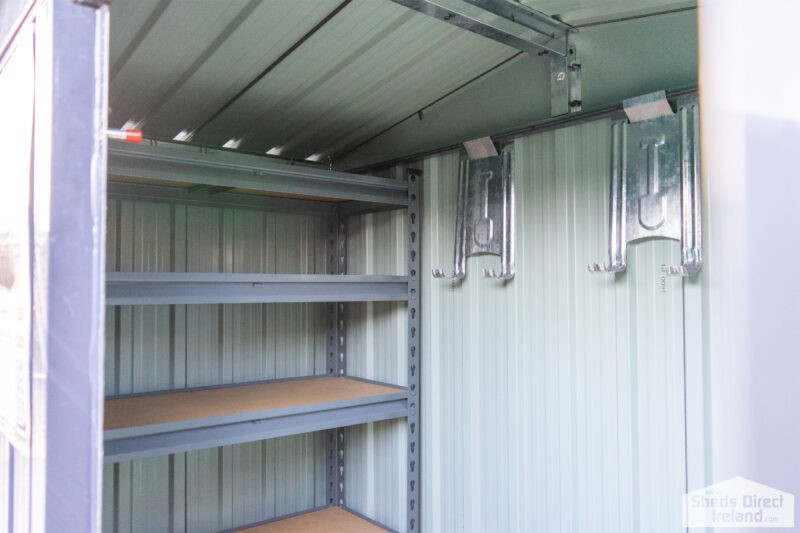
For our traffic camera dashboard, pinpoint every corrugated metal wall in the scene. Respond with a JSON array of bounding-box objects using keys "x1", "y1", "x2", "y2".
[
  {"x1": 102, "y1": 198, "x2": 408, "y2": 532},
  {"x1": 421, "y1": 118, "x2": 690, "y2": 532},
  {"x1": 346, "y1": 208, "x2": 408, "y2": 530}
]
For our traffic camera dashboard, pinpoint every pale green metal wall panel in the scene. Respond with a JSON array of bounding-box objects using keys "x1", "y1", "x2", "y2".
[
  {"x1": 345, "y1": 420, "x2": 407, "y2": 531},
  {"x1": 421, "y1": 118, "x2": 688, "y2": 532},
  {"x1": 345, "y1": 206, "x2": 409, "y2": 531}
]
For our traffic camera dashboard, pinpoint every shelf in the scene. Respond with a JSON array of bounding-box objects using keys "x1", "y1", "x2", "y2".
[
  {"x1": 107, "y1": 181, "x2": 338, "y2": 217},
  {"x1": 104, "y1": 377, "x2": 408, "y2": 463},
  {"x1": 106, "y1": 272, "x2": 409, "y2": 305},
  {"x1": 232, "y1": 507, "x2": 390, "y2": 532},
  {"x1": 108, "y1": 140, "x2": 409, "y2": 206}
]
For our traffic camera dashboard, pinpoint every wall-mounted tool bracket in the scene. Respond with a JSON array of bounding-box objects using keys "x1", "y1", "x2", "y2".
[
  {"x1": 550, "y1": 45, "x2": 581, "y2": 116},
  {"x1": 588, "y1": 92, "x2": 702, "y2": 276},
  {"x1": 433, "y1": 142, "x2": 515, "y2": 281}
]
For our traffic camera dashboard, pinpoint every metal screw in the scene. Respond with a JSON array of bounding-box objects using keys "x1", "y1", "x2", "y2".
[{"x1": 556, "y1": 72, "x2": 566, "y2": 82}]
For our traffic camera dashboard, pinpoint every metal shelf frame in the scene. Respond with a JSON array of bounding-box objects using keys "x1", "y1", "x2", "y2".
[{"x1": 103, "y1": 146, "x2": 421, "y2": 532}]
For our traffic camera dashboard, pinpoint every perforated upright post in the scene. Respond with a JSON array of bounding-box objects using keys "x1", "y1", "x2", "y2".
[
  {"x1": 406, "y1": 169, "x2": 421, "y2": 531},
  {"x1": 325, "y1": 208, "x2": 347, "y2": 507}
]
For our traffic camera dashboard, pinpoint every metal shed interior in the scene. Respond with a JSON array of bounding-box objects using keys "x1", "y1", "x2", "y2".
[
  {"x1": 104, "y1": 1, "x2": 700, "y2": 532},
  {"x1": 108, "y1": 0, "x2": 696, "y2": 170}
]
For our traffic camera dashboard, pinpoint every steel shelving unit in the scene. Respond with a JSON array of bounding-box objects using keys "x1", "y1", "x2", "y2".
[{"x1": 103, "y1": 140, "x2": 421, "y2": 532}]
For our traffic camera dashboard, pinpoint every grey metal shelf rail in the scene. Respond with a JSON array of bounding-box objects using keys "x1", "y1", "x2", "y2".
[
  {"x1": 105, "y1": 272, "x2": 409, "y2": 305},
  {"x1": 104, "y1": 377, "x2": 408, "y2": 463},
  {"x1": 108, "y1": 139, "x2": 409, "y2": 206}
]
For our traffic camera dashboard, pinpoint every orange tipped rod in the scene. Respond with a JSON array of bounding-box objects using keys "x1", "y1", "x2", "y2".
[{"x1": 107, "y1": 128, "x2": 143, "y2": 143}]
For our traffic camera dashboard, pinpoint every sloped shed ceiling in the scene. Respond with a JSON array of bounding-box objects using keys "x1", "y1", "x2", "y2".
[
  {"x1": 109, "y1": 0, "x2": 515, "y2": 159},
  {"x1": 109, "y1": 0, "x2": 696, "y2": 169},
  {"x1": 339, "y1": 8, "x2": 697, "y2": 169}
]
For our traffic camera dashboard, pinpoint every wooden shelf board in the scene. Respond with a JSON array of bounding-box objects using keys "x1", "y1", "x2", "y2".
[
  {"x1": 236, "y1": 507, "x2": 388, "y2": 533},
  {"x1": 105, "y1": 377, "x2": 404, "y2": 430}
]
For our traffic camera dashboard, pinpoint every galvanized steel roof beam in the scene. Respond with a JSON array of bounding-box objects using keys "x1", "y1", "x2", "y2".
[{"x1": 387, "y1": 0, "x2": 570, "y2": 56}]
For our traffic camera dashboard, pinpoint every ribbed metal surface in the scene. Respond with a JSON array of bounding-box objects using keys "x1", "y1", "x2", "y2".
[
  {"x1": 103, "y1": 198, "x2": 331, "y2": 532},
  {"x1": 109, "y1": 0, "x2": 340, "y2": 139},
  {"x1": 421, "y1": 119, "x2": 688, "y2": 532},
  {"x1": 103, "y1": 435, "x2": 325, "y2": 533},
  {"x1": 522, "y1": 0, "x2": 695, "y2": 24},
  {"x1": 345, "y1": 205, "x2": 409, "y2": 531},
  {"x1": 103, "y1": 193, "x2": 409, "y2": 531},
  {"x1": 104, "y1": 199, "x2": 330, "y2": 394},
  {"x1": 108, "y1": 0, "x2": 515, "y2": 161}
]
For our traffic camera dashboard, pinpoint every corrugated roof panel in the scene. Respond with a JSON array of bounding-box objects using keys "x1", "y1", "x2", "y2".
[
  {"x1": 523, "y1": 0, "x2": 695, "y2": 24},
  {"x1": 190, "y1": 0, "x2": 417, "y2": 146},
  {"x1": 110, "y1": 0, "x2": 248, "y2": 128},
  {"x1": 139, "y1": 0, "x2": 342, "y2": 140},
  {"x1": 108, "y1": 0, "x2": 697, "y2": 164},
  {"x1": 108, "y1": 0, "x2": 164, "y2": 72},
  {"x1": 198, "y1": 0, "x2": 515, "y2": 159},
  {"x1": 277, "y1": 28, "x2": 516, "y2": 160}
]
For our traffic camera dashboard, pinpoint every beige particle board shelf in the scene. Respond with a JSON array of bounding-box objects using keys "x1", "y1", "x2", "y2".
[
  {"x1": 234, "y1": 507, "x2": 390, "y2": 532},
  {"x1": 104, "y1": 377, "x2": 408, "y2": 463}
]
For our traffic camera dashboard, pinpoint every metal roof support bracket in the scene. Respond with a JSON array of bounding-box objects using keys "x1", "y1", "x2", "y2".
[
  {"x1": 550, "y1": 45, "x2": 581, "y2": 116},
  {"x1": 433, "y1": 142, "x2": 515, "y2": 281},
  {"x1": 588, "y1": 93, "x2": 702, "y2": 276}
]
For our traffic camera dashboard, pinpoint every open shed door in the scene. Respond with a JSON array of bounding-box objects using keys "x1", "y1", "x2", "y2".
[{"x1": 0, "y1": 0, "x2": 108, "y2": 531}]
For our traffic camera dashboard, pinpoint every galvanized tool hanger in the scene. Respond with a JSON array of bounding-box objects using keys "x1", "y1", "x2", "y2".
[
  {"x1": 433, "y1": 138, "x2": 515, "y2": 281},
  {"x1": 588, "y1": 91, "x2": 702, "y2": 276}
]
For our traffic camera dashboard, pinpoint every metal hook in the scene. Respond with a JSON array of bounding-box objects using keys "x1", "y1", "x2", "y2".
[
  {"x1": 588, "y1": 93, "x2": 702, "y2": 277},
  {"x1": 432, "y1": 144, "x2": 515, "y2": 282}
]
